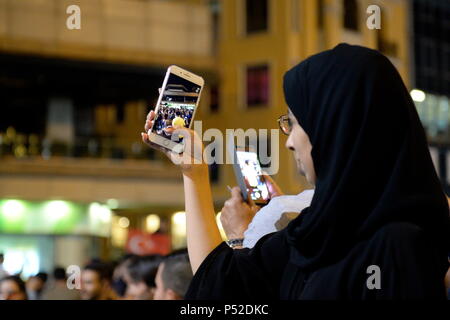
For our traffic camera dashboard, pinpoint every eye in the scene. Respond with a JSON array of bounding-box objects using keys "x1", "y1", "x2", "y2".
[{"x1": 286, "y1": 117, "x2": 293, "y2": 129}]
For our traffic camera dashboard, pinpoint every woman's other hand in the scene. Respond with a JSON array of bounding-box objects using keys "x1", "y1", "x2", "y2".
[{"x1": 220, "y1": 187, "x2": 259, "y2": 241}]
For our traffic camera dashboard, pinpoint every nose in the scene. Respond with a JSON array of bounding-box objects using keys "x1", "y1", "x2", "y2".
[{"x1": 285, "y1": 133, "x2": 295, "y2": 151}]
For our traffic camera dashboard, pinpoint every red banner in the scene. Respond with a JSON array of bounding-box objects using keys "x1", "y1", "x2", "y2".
[{"x1": 125, "y1": 229, "x2": 171, "y2": 255}]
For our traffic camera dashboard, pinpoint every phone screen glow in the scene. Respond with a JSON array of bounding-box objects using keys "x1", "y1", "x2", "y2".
[
  {"x1": 236, "y1": 151, "x2": 270, "y2": 202},
  {"x1": 152, "y1": 73, "x2": 201, "y2": 143}
]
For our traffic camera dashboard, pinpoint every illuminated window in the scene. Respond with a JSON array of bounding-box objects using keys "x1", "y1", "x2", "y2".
[{"x1": 246, "y1": 65, "x2": 270, "y2": 107}]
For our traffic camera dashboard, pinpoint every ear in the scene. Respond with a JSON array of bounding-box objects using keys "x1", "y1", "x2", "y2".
[{"x1": 165, "y1": 288, "x2": 181, "y2": 300}]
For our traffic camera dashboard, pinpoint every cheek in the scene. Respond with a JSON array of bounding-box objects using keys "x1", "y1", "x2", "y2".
[
  {"x1": 300, "y1": 141, "x2": 312, "y2": 164},
  {"x1": 296, "y1": 135, "x2": 313, "y2": 168},
  {"x1": 300, "y1": 149, "x2": 313, "y2": 173},
  {"x1": 295, "y1": 136, "x2": 309, "y2": 159}
]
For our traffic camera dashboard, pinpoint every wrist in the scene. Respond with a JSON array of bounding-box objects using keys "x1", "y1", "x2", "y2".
[
  {"x1": 226, "y1": 232, "x2": 245, "y2": 240},
  {"x1": 225, "y1": 222, "x2": 251, "y2": 240}
]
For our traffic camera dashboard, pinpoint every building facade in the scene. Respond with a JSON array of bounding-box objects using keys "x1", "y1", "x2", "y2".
[{"x1": 207, "y1": 0, "x2": 411, "y2": 199}]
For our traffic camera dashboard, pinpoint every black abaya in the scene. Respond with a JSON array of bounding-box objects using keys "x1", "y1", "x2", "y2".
[{"x1": 185, "y1": 44, "x2": 450, "y2": 300}]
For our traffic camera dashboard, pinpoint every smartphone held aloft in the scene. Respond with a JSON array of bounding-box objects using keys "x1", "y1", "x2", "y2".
[{"x1": 148, "y1": 65, "x2": 204, "y2": 154}]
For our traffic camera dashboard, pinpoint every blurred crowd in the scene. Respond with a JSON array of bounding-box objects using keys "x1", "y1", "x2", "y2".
[{"x1": 0, "y1": 250, "x2": 192, "y2": 300}]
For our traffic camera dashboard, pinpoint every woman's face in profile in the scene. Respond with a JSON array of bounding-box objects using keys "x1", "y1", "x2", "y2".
[{"x1": 285, "y1": 109, "x2": 316, "y2": 186}]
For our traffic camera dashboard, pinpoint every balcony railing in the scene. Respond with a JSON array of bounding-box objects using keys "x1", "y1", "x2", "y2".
[{"x1": 0, "y1": 126, "x2": 166, "y2": 163}]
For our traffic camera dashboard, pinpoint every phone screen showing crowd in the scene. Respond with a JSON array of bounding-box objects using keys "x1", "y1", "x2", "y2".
[{"x1": 152, "y1": 73, "x2": 201, "y2": 143}]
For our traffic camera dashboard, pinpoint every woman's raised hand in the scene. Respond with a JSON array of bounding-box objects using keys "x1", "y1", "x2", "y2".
[{"x1": 141, "y1": 110, "x2": 207, "y2": 178}]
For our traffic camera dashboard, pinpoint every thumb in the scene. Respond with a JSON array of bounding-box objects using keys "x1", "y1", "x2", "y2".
[
  {"x1": 231, "y1": 186, "x2": 255, "y2": 207},
  {"x1": 231, "y1": 186, "x2": 243, "y2": 201}
]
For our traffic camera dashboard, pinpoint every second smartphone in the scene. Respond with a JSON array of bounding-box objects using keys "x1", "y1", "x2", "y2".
[{"x1": 228, "y1": 136, "x2": 270, "y2": 206}]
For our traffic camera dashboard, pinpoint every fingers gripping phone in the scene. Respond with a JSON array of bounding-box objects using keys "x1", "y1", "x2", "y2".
[
  {"x1": 148, "y1": 65, "x2": 204, "y2": 153},
  {"x1": 228, "y1": 136, "x2": 270, "y2": 206}
]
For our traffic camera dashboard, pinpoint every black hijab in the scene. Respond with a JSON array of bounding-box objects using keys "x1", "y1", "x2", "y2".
[
  {"x1": 185, "y1": 44, "x2": 449, "y2": 300},
  {"x1": 283, "y1": 43, "x2": 449, "y2": 272}
]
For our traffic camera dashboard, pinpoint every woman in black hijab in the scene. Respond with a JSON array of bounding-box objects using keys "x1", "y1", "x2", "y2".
[{"x1": 143, "y1": 44, "x2": 449, "y2": 299}]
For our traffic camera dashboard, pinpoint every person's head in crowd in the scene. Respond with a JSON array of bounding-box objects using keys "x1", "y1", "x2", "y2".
[
  {"x1": 0, "y1": 275, "x2": 27, "y2": 300},
  {"x1": 126, "y1": 255, "x2": 163, "y2": 300},
  {"x1": 35, "y1": 272, "x2": 48, "y2": 284},
  {"x1": 53, "y1": 267, "x2": 67, "y2": 283},
  {"x1": 0, "y1": 253, "x2": 4, "y2": 264},
  {"x1": 154, "y1": 250, "x2": 193, "y2": 300},
  {"x1": 111, "y1": 254, "x2": 136, "y2": 298},
  {"x1": 81, "y1": 262, "x2": 113, "y2": 300},
  {"x1": 26, "y1": 272, "x2": 48, "y2": 300}
]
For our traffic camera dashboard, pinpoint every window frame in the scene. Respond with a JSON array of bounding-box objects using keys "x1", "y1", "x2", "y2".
[{"x1": 237, "y1": 0, "x2": 273, "y2": 37}]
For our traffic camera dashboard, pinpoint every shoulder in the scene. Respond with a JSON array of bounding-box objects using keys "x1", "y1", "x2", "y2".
[
  {"x1": 358, "y1": 222, "x2": 447, "y2": 278},
  {"x1": 369, "y1": 222, "x2": 425, "y2": 247}
]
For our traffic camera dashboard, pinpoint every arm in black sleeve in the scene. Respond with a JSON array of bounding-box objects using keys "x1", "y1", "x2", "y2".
[{"x1": 185, "y1": 230, "x2": 290, "y2": 300}]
